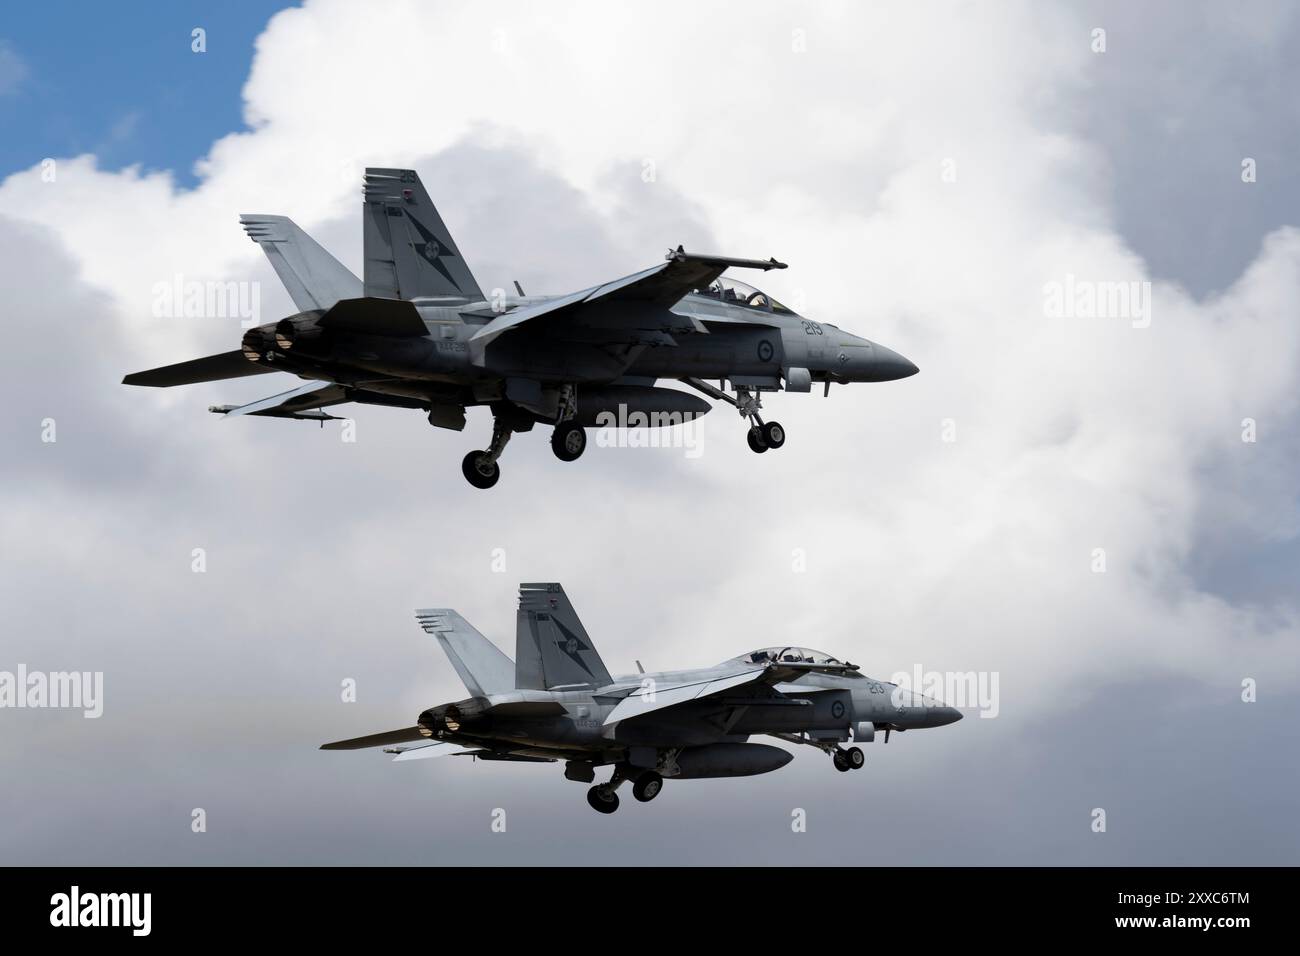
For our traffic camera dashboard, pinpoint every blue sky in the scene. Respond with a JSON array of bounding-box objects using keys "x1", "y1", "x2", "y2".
[{"x1": 0, "y1": 2, "x2": 295, "y2": 187}]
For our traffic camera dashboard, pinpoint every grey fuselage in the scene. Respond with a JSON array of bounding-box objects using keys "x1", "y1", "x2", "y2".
[
  {"x1": 251, "y1": 291, "x2": 918, "y2": 416},
  {"x1": 420, "y1": 661, "x2": 961, "y2": 767}
]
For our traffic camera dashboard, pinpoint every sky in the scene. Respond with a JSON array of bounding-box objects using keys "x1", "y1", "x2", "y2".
[{"x1": 0, "y1": 0, "x2": 1297, "y2": 865}]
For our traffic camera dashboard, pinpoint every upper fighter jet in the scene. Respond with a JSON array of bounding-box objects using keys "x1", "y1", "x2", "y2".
[
  {"x1": 322, "y1": 583, "x2": 961, "y2": 814},
  {"x1": 124, "y1": 169, "x2": 918, "y2": 488}
]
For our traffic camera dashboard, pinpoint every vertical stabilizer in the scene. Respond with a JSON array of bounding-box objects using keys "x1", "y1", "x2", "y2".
[
  {"x1": 239, "y1": 215, "x2": 361, "y2": 312},
  {"x1": 363, "y1": 168, "x2": 483, "y2": 302},
  {"x1": 515, "y1": 583, "x2": 612, "y2": 690},
  {"x1": 415, "y1": 609, "x2": 515, "y2": 697}
]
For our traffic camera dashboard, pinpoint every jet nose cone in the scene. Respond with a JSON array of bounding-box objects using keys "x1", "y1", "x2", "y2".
[
  {"x1": 874, "y1": 343, "x2": 919, "y2": 380},
  {"x1": 849, "y1": 342, "x2": 919, "y2": 382},
  {"x1": 935, "y1": 706, "x2": 963, "y2": 727}
]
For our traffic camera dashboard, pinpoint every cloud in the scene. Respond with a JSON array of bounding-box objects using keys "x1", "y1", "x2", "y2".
[
  {"x1": 0, "y1": 41, "x2": 28, "y2": 97},
  {"x1": 0, "y1": 0, "x2": 1297, "y2": 863}
]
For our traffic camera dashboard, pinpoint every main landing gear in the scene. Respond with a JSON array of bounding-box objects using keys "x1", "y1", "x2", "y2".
[
  {"x1": 551, "y1": 420, "x2": 587, "y2": 462},
  {"x1": 461, "y1": 413, "x2": 514, "y2": 490},
  {"x1": 680, "y1": 377, "x2": 786, "y2": 455},
  {"x1": 586, "y1": 784, "x2": 620, "y2": 814},
  {"x1": 460, "y1": 392, "x2": 589, "y2": 489},
  {"x1": 585, "y1": 767, "x2": 663, "y2": 813},
  {"x1": 632, "y1": 770, "x2": 663, "y2": 802},
  {"x1": 550, "y1": 385, "x2": 586, "y2": 463}
]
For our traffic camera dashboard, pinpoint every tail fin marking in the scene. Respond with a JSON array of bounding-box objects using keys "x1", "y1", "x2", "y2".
[
  {"x1": 363, "y1": 168, "x2": 483, "y2": 302},
  {"x1": 514, "y1": 583, "x2": 612, "y2": 690}
]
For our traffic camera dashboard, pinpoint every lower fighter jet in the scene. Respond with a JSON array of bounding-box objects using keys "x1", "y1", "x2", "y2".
[
  {"x1": 124, "y1": 168, "x2": 918, "y2": 488},
  {"x1": 322, "y1": 583, "x2": 961, "y2": 813}
]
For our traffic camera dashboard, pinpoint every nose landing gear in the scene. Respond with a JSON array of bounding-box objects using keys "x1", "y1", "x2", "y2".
[
  {"x1": 832, "y1": 746, "x2": 865, "y2": 772},
  {"x1": 747, "y1": 420, "x2": 786, "y2": 453},
  {"x1": 680, "y1": 377, "x2": 786, "y2": 455}
]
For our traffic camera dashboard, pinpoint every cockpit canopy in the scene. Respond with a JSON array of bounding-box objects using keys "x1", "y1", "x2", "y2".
[
  {"x1": 728, "y1": 646, "x2": 843, "y2": 666},
  {"x1": 692, "y1": 276, "x2": 797, "y2": 314}
]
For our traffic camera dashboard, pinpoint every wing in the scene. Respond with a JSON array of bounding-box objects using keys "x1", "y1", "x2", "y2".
[
  {"x1": 602, "y1": 659, "x2": 860, "y2": 727},
  {"x1": 602, "y1": 668, "x2": 765, "y2": 726},
  {"x1": 468, "y1": 247, "x2": 786, "y2": 355}
]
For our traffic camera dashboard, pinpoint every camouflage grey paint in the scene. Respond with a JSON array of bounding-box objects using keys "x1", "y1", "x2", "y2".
[
  {"x1": 322, "y1": 584, "x2": 961, "y2": 813},
  {"x1": 124, "y1": 167, "x2": 918, "y2": 487}
]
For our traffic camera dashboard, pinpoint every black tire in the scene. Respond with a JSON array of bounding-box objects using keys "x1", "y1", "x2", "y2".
[
  {"x1": 586, "y1": 786, "x2": 620, "y2": 814},
  {"x1": 746, "y1": 427, "x2": 769, "y2": 454},
  {"x1": 461, "y1": 451, "x2": 500, "y2": 489},
  {"x1": 846, "y1": 746, "x2": 865, "y2": 770},
  {"x1": 632, "y1": 771, "x2": 663, "y2": 803},
  {"x1": 761, "y1": 421, "x2": 786, "y2": 449},
  {"x1": 833, "y1": 750, "x2": 851, "y2": 773},
  {"x1": 552, "y1": 421, "x2": 587, "y2": 462}
]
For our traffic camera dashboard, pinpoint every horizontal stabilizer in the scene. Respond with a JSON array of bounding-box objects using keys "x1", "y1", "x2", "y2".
[
  {"x1": 320, "y1": 726, "x2": 428, "y2": 750},
  {"x1": 123, "y1": 350, "x2": 274, "y2": 387},
  {"x1": 240, "y1": 214, "x2": 361, "y2": 312}
]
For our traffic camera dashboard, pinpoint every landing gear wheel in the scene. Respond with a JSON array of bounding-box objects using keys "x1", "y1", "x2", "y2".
[
  {"x1": 552, "y1": 421, "x2": 587, "y2": 462},
  {"x1": 586, "y1": 786, "x2": 620, "y2": 814},
  {"x1": 746, "y1": 426, "x2": 769, "y2": 454},
  {"x1": 632, "y1": 771, "x2": 663, "y2": 803},
  {"x1": 760, "y1": 421, "x2": 785, "y2": 449},
  {"x1": 461, "y1": 451, "x2": 500, "y2": 489},
  {"x1": 833, "y1": 750, "x2": 852, "y2": 773},
  {"x1": 846, "y1": 746, "x2": 865, "y2": 770}
]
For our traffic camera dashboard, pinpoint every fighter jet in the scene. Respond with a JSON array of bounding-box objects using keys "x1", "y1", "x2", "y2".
[
  {"x1": 321, "y1": 583, "x2": 961, "y2": 814},
  {"x1": 124, "y1": 168, "x2": 918, "y2": 488}
]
